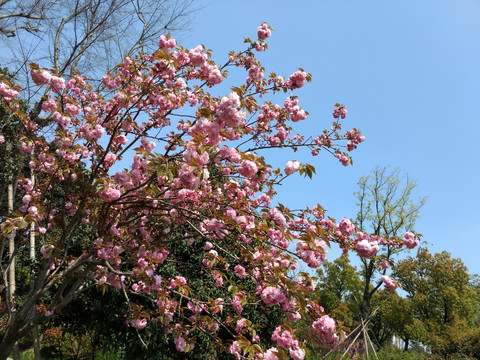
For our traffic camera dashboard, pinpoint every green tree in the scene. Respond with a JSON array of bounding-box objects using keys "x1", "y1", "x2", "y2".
[
  {"x1": 394, "y1": 248, "x2": 480, "y2": 358},
  {"x1": 314, "y1": 255, "x2": 362, "y2": 329},
  {"x1": 354, "y1": 166, "x2": 427, "y2": 322}
]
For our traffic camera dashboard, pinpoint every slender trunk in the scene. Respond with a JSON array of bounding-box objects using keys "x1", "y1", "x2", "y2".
[
  {"x1": 30, "y1": 171, "x2": 41, "y2": 360},
  {"x1": 360, "y1": 260, "x2": 374, "y2": 321},
  {"x1": 7, "y1": 182, "x2": 15, "y2": 306},
  {"x1": 32, "y1": 325, "x2": 41, "y2": 360},
  {"x1": 12, "y1": 345, "x2": 20, "y2": 360},
  {"x1": 7, "y1": 180, "x2": 20, "y2": 360},
  {"x1": 403, "y1": 338, "x2": 409, "y2": 351}
]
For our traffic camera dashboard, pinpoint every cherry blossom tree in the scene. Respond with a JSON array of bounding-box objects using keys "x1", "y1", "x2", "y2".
[{"x1": 0, "y1": 23, "x2": 413, "y2": 359}]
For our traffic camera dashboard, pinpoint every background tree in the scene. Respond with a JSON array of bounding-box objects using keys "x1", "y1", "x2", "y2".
[
  {"x1": 393, "y1": 248, "x2": 480, "y2": 359},
  {"x1": 354, "y1": 166, "x2": 427, "y2": 322},
  {"x1": 0, "y1": 0, "x2": 195, "y2": 94},
  {"x1": 314, "y1": 255, "x2": 361, "y2": 329}
]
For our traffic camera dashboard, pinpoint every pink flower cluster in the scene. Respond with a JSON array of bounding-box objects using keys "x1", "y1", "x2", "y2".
[
  {"x1": 158, "y1": 35, "x2": 177, "y2": 53},
  {"x1": 261, "y1": 286, "x2": 286, "y2": 306},
  {"x1": 312, "y1": 315, "x2": 339, "y2": 346},
  {"x1": 284, "y1": 97, "x2": 307, "y2": 122},
  {"x1": 337, "y1": 218, "x2": 355, "y2": 236},
  {"x1": 345, "y1": 129, "x2": 366, "y2": 151},
  {"x1": 234, "y1": 265, "x2": 246, "y2": 279},
  {"x1": 296, "y1": 239, "x2": 327, "y2": 268},
  {"x1": 286, "y1": 71, "x2": 307, "y2": 90},
  {"x1": 130, "y1": 318, "x2": 147, "y2": 329},
  {"x1": 216, "y1": 92, "x2": 246, "y2": 127},
  {"x1": 238, "y1": 159, "x2": 258, "y2": 179},
  {"x1": 381, "y1": 275, "x2": 398, "y2": 290},
  {"x1": 296, "y1": 276, "x2": 316, "y2": 292},
  {"x1": 356, "y1": 239, "x2": 379, "y2": 258},
  {"x1": 257, "y1": 23, "x2": 271, "y2": 40},
  {"x1": 377, "y1": 259, "x2": 390, "y2": 270},
  {"x1": 284, "y1": 160, "x2": 300, "y2": 175},
  {"x1": 0, "y1": 82, "x2": 19, "y2": 101},
  {"x1": 263, "y1": 348, "x2": 280, "y2": 360},
  {"x1": 31, "y1": 69, "x2": 52, "y2": 85},
  {"x1": 403, "y1": 231, "x2": 419, "y2": 249},
  {"x1": 271, "y1": 327, "x2": 305, "y2": 359},
  {"x1": 336, "y1": 153, "x2": 350, "y2": 166},
  {"x1": 99, "y1": 187, "x2": 121, "y2": 201},
  {"x1": 333, "y1": 104, "x2": 347, "y2": 119},
  {"x1": 174, "y1": 336, "x2": 187, "y2": 352},
  {"x1": 41, "y1": 74, "x2": 66, "y2": 93}
]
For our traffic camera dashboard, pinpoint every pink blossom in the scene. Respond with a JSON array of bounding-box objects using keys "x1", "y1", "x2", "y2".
[
  {"x1": 234, "y1": 265, "x2": 246, "y2": 279},
  {"x1": 312, "y1": 315, "x2": 339, "y2": 346},
  {"x1": 403, "y1": 231, "x2": 419, "y2": 249},
  {"x1": 103, "y1": 153, "x2": 117, "y2": 169},
  {"x1": 172, "y1": 276, "x2": 186, "y2": 286},
  {"x1": 216, "y1": 92, "x2": 245, "y2": 127},
  {"x1": 296, "y1": 240, "x2": 327, "y2": 268},
  {"x1": 255, "y1": 42, "x2": 265, "y2": 52},
  {"x1": 238, "y1": 160, "x2": 258, "y2": 179},
  {"x1": 31, "y1": 69, "x2": 51, "y2": 86},
  {"x1": 336, "y1": 153, "x2": 350, "y2": 166},
  {"x1": 356, "y1": 239, "x2": 379, "y2": 258},
  {"x1": 99, "y1": 187, "x2": 121, "y2": 201},
  {"x1": 158, "y1": 35, "x2": 177, "y2": 53},
  {"x1": 235, "y1": 317, "x2": 248, "y2": 332},
  {"x1": 337, "y1": 218, "x2": 355, "y2": 236},
  {"x1": 269, "y1": 208, "x2": 287, "y2": 228},
  {"x1": 28, "y1": 206, "x2": 38, "y2": 216},
  {"x1": 231, "y1": 295, "x2": 244, "y2": 314},
  {"x1": 174, "y1": 336, "x2": 187, "y2": 352},
  {"x1": 40, "y1": 244, "x2": 54, "y2": 258},
  {"x1": 257, "y1": 23, "x2": 271, "y2": 40},
  {"x1": 214, "y1": 277, "x2": 223, "y2": 287},
  {"x1": 261, "y1": 286, "x2": 286, "y2": 306},
  {"x1": 41, "y1": 99, "x2": 57, "y2": 112},
  {"x1": 381, "y1": 275, "x2": 398, "y2": 290},
  {"x1": 289, "y1": 345, "x2": 305, "y2": 360},
  {"x1": 286, "y1": 71, "x2": 307, "y2": 90},
  {"x1": 290, "y1": 107, "x2": 307, "y2": 122},
  {"x1": 0, "y1": 82, "x2": 19, "y2": 100},
  {"x1": 189, "y1": 45, "x2": 207, "y2": 67},
  {"x1": 272, "y1": 326, "x2": 293, "y2": 348},
  {"x1": 178, "y1": 164, "x2": 200, "y2": 189},
  {"x1": 37, "y1": 227, "x2": 47, "y2": 234},
  {"x1": 203, "y1": 64, "x2": 223, "y2": 84},
  {"x1": 175, "y1": 78, "x2": 186, "y2": 90},
  {"x1": 284, "y1": 160, "x2": 300, "y2": 175},
  {"x1": 50, "y1": 76, "x2": 65, "y2": 93},
  {"x1": 296, "y1": 276, "x2": 316, "y2": 292},
  {"x1": 228, "y1": 341, "x2": 241, "y2": 359},
  {"x1": 333, "y1": 105, "x2": 347, "y2": 119},
  {"x1": 248, "y1": 65, "x2": 263, "y2": 81},
  {"x1": 0, "y1": 134, "x2": 4, "y2": 144},
  {"x1": 377, "y1": 259, "x2": 390, "y2": 270},
  {"x1": 65, "y1": 103, "x2": 80, "y2": 115},
  {"x1": 263, "y1": 348, "x2": 279, "y2": 360}
]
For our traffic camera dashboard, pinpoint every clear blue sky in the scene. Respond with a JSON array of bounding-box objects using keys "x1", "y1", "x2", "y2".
[{"x1": 182, "y1": 0, "x2": 480, "y2": 276}]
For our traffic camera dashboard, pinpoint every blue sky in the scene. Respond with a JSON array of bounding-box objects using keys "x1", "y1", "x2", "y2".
[{"x1": 183, "y1": 0, "x2": 480, "y2": 276}]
